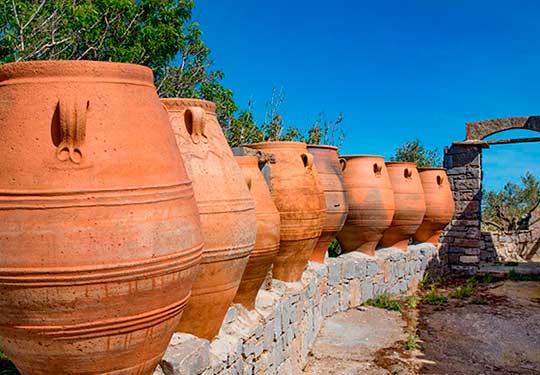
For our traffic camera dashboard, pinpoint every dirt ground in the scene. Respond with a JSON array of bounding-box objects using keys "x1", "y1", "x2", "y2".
[{"x1": 304, "y1": 280, "x2": 540, "y2": 375}]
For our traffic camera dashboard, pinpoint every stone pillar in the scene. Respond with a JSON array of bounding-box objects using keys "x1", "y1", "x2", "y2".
[{"x1": 442, "y1": 143, "x2": 484, "y2": 275}]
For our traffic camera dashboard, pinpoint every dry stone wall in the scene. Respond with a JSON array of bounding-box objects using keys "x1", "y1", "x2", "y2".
[{"x1": 153, "y1": 243, "x2": 440, "y2": 375}]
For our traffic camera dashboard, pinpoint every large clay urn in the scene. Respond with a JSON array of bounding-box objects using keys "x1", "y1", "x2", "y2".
[
  {"x1": 414, "y1": 168, "x2": 455, "y2": 244},
  {"x1": 233, "y1": 156, "x2": 280, "y2": 310},
  {"x1": 337, "y1": 155, "x2": 395, "y2": 256},
  {"x1": 307, "y1": 145, "x2": 349, "y2": 263},
  {"x1": 0, "y1": 61, "x2": 203, "y2": 375},
  {"x1": 246, "y1": 142, "x2": 325, "y2": 282},
  {"x1": 161, "y1": 99, "x2": 256, "y2": 340},
  {"x1": 379, "y1": 162, "x2": 426, "y2": 250}
]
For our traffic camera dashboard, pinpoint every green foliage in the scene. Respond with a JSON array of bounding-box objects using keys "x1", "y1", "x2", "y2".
[
  {"x1": 470, "y1": 297, "x2": 488, "y2": 305},
  {"x1": 364, "y1": 294, "x2": 402, "y2": 311},
  {"x1": 328, "y1": 239, "x2": 341, "y2": 258},
  {"x1": 449, "y1": 278, "x2": 476, "y2": 299},
  {"x1": 391, "y1": 139, "x2": 441, "y2": 167},
  {"x1": 482, "y1": 172, "x2": 540, "y2": 232},
  {"x1": 508, "y1": 270, "x2": 540, "y2": 281},
  {"x1": 422, "y1": 287, "x2": 448, "y2": 305},
  {"x1": 303, "y1": 113, "x2": 345, "y2": 147},
  {"x1": 405, "y1": 295, "x2": 419, "y2": 308},
  {"x1": 405, "y1": 335, "x2": 421, "y2": 351},
  {"x1": 0, "y1": 349, "x2": 18, "y2": 375}
]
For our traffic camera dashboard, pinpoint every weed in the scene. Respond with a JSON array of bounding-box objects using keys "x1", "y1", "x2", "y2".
[
  {"x1": 0, "y1": 350, "x2": 19, "y2": 375},
  {"x1": 405, "y1": 295, "x2": 418, "y2": 308},
  {"x1": 503, "y1": 261, "x2": 519, "y2": 267},
  {"x1": 420, "y1": 272, "x2": 432, "y2": 289},
  {"x1": 508, "y1": 270, "x2": 540, "y2": 281},
  {"x1": 422, "y1": 287, "x2": 448, "y2": 305},
  {"x1": 405, "y1": 335, "x2": 421, "y2": 351},
  {"x1": 478, "y1": 273, "x2": 497, "y2": 284},
  {"x1": 364, "y1": 294, "x2": 402, "y2": 311},
  {"x1": 450, "y1": 278, "x2": 476, "y2": 299},
  {"x1": 471, "y1": 297, "x2": 488, "y2": 305}
]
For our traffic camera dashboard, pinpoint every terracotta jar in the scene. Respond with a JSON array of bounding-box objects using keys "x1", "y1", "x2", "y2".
[
  {"x1": 307, "y1": 145, "x2": 349, "y2": 263},
  {"x1": 379, "y1": 162, "x2": 426, "y2": 250},
  {"x1": 233, "y1": 156, "x2": 280, "y2": 310},
  {"x1": 246, "y1": 142, "x2": 325, "y2": 282},
  {"x1": 162, "y1": 99, "x2": 256, "y2": 340},
  {"x1": 0, "y1": 61, "x2": 203, "y2": 375},
  {"x1": 337, "y1": 155, "x2": 395, "y2": 256},
  {"x1": 414, "y1": 168, "x2": 455, "y2": 244}
]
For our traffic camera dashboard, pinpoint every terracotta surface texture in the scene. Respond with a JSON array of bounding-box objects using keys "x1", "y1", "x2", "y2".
[
  {"x1": 337, "y1": 155, "x2": 395, "y2": 256},
  {"x1": 246, "y1": 142, "x2": 325, "y2": 282},
  {"x1": 414, "y1": 168, "x2": 455, "y2": 244},
  {"x1": 162, "y1": 98, "x2": 256, "y2": 340},
  {"x1": 233, "y1": 156, "x2": 281, "y2": 310},
  {"x1": 307, "y1": 145, "x2": 349, "y2": 263},
  {"x1": 379, "y1": 162, "x2": 426, "y2": 250},
  {"x1": 0, "y1": 61, "x2": 203, "y2": 375}
]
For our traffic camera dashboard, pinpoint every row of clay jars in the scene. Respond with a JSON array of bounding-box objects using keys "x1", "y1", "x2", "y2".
[
  {"x1": 0, "y1": 61, "x2": 205, "y2": 374},
  {"x1": 337, "y1": 156, "x2": 454, "y2": 255},
  {"x1": 161, "y1": 99, "x2": 257, "y2": 340}
]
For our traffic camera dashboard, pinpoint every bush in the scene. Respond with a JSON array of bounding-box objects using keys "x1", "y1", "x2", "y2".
[
  {"x1": 422, "y1": 287, "x2": 448, "y2": 305},
  {"x1": 364, "y1": 294, "x2": 402, "y2": 312}
]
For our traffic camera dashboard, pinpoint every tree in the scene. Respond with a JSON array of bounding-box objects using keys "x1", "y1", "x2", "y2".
[
  {"x1": 0, "y1": 1, "x2": 345, "y2": 147},
  {"x1": 303, "y1": 112, "x2": 345, "y2": 147},
  {"x1": 482, "y1": 172, "x2": 540, "y2": 232},
  {"x1": 391, "y1": 139, "x2": 441, "y2": 167}
]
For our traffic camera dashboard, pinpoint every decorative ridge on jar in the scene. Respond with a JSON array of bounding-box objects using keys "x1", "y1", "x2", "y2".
[
  {"x1": 161, "y1": 98, "x2": 216, "y2": 112},
  {"x1": 0, "y1": 60, "x2": 154, "y2": 86}
]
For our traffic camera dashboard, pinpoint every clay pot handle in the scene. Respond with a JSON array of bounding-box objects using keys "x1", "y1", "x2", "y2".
[
  {"x1": 184, "y1": 106, "x2": 208, "y2": 144},
  {"x1": 301, "y1": 152, "x2": 314, "y2": 170},
  {"x1": 244, "y1": 174, "x2": 252, "y2": 191},
  {"x1": 339, "y1": 158, "x2": 347, "y2": 171},
  {"x1": 55, "y1": 97, "x2": 89, "y2": 164},
  {"x1": 437, "y1": 175, "x2": 444, "y2": 186},
  {"x1": 373, "y1": 163, "x2": 383, "y2": 176},
  {"x1": 404, "y1": 168, "x2": 413, "y2": 179}
]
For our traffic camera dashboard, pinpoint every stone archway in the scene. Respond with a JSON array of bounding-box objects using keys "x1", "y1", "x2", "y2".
[{"x1": 442, "y1": 116, "x2": 540, "y2": 275}]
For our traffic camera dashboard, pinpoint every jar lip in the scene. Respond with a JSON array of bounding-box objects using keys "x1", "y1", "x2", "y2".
[
  {"x1": 306, "y1": 144, "x2": 338, "y2": 150},
  {"x1": 244, "y1": 141, "x2": 307, "y2": 150},
  {"x1": 417, "y1": 167, "x2": 447, "y2": 171},
  {"x1": 385, "y1": 161, "x2": 417, "y2": 166},
  {"x1": 340, "y1": 154, "x2": 385, "y2": 159},
  {"x1": 161, "y1": 98, "x2": 216, "y2": 112},
  {"x1": 0, "y1": 60, "x2": 154, "y2": 85}
]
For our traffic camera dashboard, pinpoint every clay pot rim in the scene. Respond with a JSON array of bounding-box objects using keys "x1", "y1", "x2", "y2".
[
  {"x1": 0, "y1": 60, "x2": 154, "y2": 84},
  {"x1": 417, "y1": 167, "x2": 447, "y2": 171},
  {"x1": 306, "y1": 144, "x2": 338, "y2": 151},
  {"x1": 340, "y1": 154, "x2": 385, "y2": 159},
  {"x1": 385, "y1": 161, "x2": 417, "y2": 166},
  {"x1": 243, "y1": 141, "x2": 307, "y2": 150},
  {"x1": 161, "y1": 98, "x2": 216, "y2": 112}
]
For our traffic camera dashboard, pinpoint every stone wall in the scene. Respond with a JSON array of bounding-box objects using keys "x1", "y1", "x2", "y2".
[
  {"x1": 442, "y1": 143, "x2": 484, "y2": 274},
  {"x1": 481, "y1": 230, "x2": 540, "y2": 262},
  {"x1": 153, "y1": 244, "x2": 440, "y2": 375}
]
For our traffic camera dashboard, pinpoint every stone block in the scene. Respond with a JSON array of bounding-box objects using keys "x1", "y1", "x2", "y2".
[
  {"x1": 159, "y1": 333, "x2": 210, "y2": 375},
  {"x1": 326, "y1": 258, "x2": 341, "y2": 286}
]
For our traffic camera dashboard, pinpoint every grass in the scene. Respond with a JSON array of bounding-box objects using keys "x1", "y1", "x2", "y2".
[
  {"x1": 420, "y1": 272, "x2": 432, "y2": 289},
  {"x1": 405, "y1": 295, "x2": 419, "y2": 308},
  {"x1": 364, "y1": 294, "x2": 402, "y2": 311},
  {"x1": 450, "y1": 278, "x2": 477, "y2": 299},
  {"x1": 0, "y1": 349, "x2": 18, "y2": 375},
  {"x1": 422, "y1": 287, "x2": 448, "y2": 305},
  {"x1": 405, "y1": 334, "x2": 421, "y2": 351},
  {"x1": 508, "y1": 270, "x2": 540, "y2": 281},
  {"x1": 471, "y1": 297, "x2": 488, "y2": 305}
]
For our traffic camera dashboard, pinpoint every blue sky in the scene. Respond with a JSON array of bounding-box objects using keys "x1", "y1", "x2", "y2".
[{"x1": 194, "y1": 0, "x2": 539, "y2": 191}]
